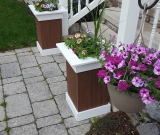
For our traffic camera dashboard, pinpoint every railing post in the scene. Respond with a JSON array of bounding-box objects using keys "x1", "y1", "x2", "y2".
[
  {"x1": 59, "y1": 0, "x2": 68, "y2": 10},
  {"x1": 116, "y1": 0, "x2": 140, "y2": 47}
]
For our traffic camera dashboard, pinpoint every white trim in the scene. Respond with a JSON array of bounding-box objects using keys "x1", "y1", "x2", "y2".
[
  {"x1": 37, "y1": 41, "x2": 60, "y2": 56},
  {"x1": 66, "y1": 92, "x2": 111, "y2": 121},
  {"x1": 56, "y1": 42, "x2": 101, "y2": 73}
]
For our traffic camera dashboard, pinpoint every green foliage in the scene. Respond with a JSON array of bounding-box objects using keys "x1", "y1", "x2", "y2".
[
  {"x1": 3, "y1": 115, "x2": 9, "y2": 121},
  {"x1": 93, "y1": 117, "x2": 98, "y2": 123},
  {"x1": 4, "y1": 127, "x2": 11, "y2": 132},
  {"x1": 140, "y1": 115, "x2": 147, "y2": 124},
  {"x1": 33, "y1": 0, "x2": 58, "y2": 12},
  {"x1": 0, "y1": 102, "x2": 7, "y2": 107},
  {"x1": 0, "y1": 0, "x2": 36, "y2": 51}
]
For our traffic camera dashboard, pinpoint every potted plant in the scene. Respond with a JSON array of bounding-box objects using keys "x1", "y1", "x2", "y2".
[
  {"x1": 56, "y1": 0, "x2": 111, "y2": 121},
  {"x1": 98, "y1": 43, "x2": 160, "y2": 113},
  {"x1": 28, "y1": 0, "x2": 68, "y2": 56}
]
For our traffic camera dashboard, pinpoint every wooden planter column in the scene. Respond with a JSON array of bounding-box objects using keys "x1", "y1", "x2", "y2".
[
  {"x1": 28, "y1": 5, "x2": 68, "y2": 56},
  {"x1": 56, "y1": 43, "x2": 111, "y2": 121}
]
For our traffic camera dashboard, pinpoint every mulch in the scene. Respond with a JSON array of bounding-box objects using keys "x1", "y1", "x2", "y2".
[{"x1": 86, "y1": 111, "x2": 140, "y2": 135}]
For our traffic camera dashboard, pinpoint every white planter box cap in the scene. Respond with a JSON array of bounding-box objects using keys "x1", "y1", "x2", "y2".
[{"x1": 56, "y1": 42, "x2": 101, "y2": 73}]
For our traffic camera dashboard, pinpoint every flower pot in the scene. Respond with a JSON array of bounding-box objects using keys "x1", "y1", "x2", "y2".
[
  {"x1": 56, "y1": 42, "x2": 111, "y2": 121},
  {"x1": 107, "y1": 83, "x2": 146, "y2": 113},
  {"x1": 28, "y1": 5, "x2": 68, "y2": 56}
]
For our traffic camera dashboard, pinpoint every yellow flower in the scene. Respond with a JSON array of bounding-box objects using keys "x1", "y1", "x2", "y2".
[
  {"x1": 81, "y1": 34, "x2": 86, "y2": 38},
  {"x1": 35, "y1": 3, "x2": 39, "y2": 6},
  {"x1": 82, "y1": 50, "x2": 87, "y2": 55},
  {"x1": 40, "y1": 4, "x2": 45, "y2": 8},
  {"x1": 77, "y1": 39, "x2": 82, "y2": 44},
  {"x1": 75, "y1": 33, "x2": 81, "y2": 38}
]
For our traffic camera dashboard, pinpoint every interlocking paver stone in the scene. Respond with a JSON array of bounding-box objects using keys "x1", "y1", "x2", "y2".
[
  {"x1": 40, "y1": 63, "x2": 62, "y2": 78},
  {"x1": 36, "y1": 55, "x2": 54, "y2": 64},
  {"x1": 39, "y1": 124, "x2": 68, "y2": 135},
  {"x1": 15, "y1": 48, "x2": 31, "y2": 53},
  {"x1": 24, "y1": 76, "x2": 44, "y2": 84},
  {"x1": 64, "y1": 117, "x2": 89, "y2": 128},
  {"x1": 8, "y1": 114, "x2": 34, "y2": 128},
  {"x1": 0, "y1": 86, "x2": 3, "y2": 104},
  {"x1": 0, "y1": 131, "x2": 7, "y2": 135},
  {"x1": 22, "y1": 67, "x2": 42, "y2": 78},
  {"x1": 0, "y1": 51, "x2": 15, "y2": 57},
  {"x1": 64, "y1": 72, "x2": 67, "y2": 77},
  {"x1": 32, "y1": 100, "x2": 59, "y2": 118},
  {"x1": 55, "y1": 94, "x2": 73, "y2": 118},
  {"x1": 0, "y1": 55, "x2": 17, "y2": 64},
  {"x1": 0, "y1": 107, "x2": 5, "y2": 122},
  {"x1": 6, "y1": 93, "x2": 32, "y2": 118},
  {"x1": 143, "y1": 102, "x2": 160, "y2": 122},
  {"x1": 137, "y1": 123, "x2": 160, "y2": 135},
  {"x1": 17, "y1": 52, "x2": 33, "y2": 57},
  {"x1": 36, "y1": 114, "x2": 62, "y2": 128},
  {"x1": 46, "y1": 76, "x2": 66, "y2": 84},
  {"x1": 0, "y1": 122, "x2": 6, "y2": 132},
  {"x1": 27, "y1": 81, "x2": 52, "y2": 102},
  {"x1": 31, "y1": 47, "x2": 39, "y2": 53},
  {"x1": 49, "y1": 81, "x2": 67, "y2": 95},
  {"x1": 68, "y1": 123, "x2": 91, "y2": 135},
  {"x1": 4, "y1": 82, "x2": 26, "y2": 96},
  {"x1": 2, "y1": 76, "x2": 23, "y2": 84},
  {"x1": 59, "y1": 63, "x2": 66, "y2": 72},
  {"x1": 53, "y1": 54, "x2": 66, "y2": 63},
  {"x1": 18, "y1": 55, "x2": 38, "y2": 69},
  {"x1": 9, "y1": 124, "x2": 38, "y2": 135},
  {"x1": 34, "y1": 53, "x2": 41, "y2": 57},
  {"x1": 1, "y1": 63, "x2": 21, "y2": 79}
]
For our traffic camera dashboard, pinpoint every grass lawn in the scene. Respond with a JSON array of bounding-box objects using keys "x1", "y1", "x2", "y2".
[{"x1": 0, "y1": 0, "x2": 36, "y2": 51}]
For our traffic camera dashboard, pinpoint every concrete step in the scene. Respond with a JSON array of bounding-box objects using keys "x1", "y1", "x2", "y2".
[{"x1": 81, "y1": 22, "x2": 117, "y2": 42}]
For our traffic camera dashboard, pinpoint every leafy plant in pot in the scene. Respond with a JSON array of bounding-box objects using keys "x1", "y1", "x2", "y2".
[
  {"x1": 64, "y1": 0, "x2": 111, "y2": 59},
  {"x1": 97, "y1": 43, "x2": 160, "y2": 113},
  {"x1": 33, "y1": 0, "x2": 59, "y2": 12}
]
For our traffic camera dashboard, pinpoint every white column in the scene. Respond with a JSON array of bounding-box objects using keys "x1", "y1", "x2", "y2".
[
  {"x1": 116, "y1": 0, "x2": 140, "y2": 47},
  {"x1": 59, "y1": 0, "x2": 68, "y2": 9}
]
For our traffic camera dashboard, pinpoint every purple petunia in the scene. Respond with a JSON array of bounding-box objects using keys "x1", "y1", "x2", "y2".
[
  {"x1": 118, "y1": 80, "x2": 129, "y2": 91},
  {"x1": 140, "y1": 88, "x2": 149, "y2": 98},
  {"x1": 142, "y1": 96, "x2": 156, "y2": 105},
  {"x1": 132, "y1": 77, "x2": 144, "y2": 87},
  {"x1": 138, "y1": 64, "x2": 147, "y2": 71},
  {"x1": 97, "y1": 70, "x2": 107, "y2": 78},
  {"x1": 99, "y1": 51, "x2": 107, "y2": 59},
  {"x1": 103, "y1": 76, "x2": 110, "y2": 84},
  {"x1": 127, "y1": 43, "x2": 135, "y2": 52},
  {"x1": 118, "y1": 60, "x2": 125, "y2": 68},
  {"x1": 131, "y1": 54, "x2": 139, "y2": 61}
]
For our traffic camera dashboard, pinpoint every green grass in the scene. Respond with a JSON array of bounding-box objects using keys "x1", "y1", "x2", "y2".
[{"x1": 0, "y1": 0, "x2": 36, "y2": 51}]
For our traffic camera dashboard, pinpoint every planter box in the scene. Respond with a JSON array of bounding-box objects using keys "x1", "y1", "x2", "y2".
[
  {"x1": 56, "y1": 42, "x2": 111, "y2": 121},
  {"x1": 28, "y1": 5, "x2": 68, "y2": 56}
]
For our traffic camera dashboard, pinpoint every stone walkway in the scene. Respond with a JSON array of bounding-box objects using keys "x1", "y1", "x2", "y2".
[{"x1": 0, "y1": 47, "x2": 160, "y2": 135}]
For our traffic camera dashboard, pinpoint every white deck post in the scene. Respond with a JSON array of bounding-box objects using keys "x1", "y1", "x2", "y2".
[
  {"x1": 59, "y1": 0, "x2": 68, "y2": 9},
  {"x1": 116, "y1": 0, "x2": 140, "y2": 47}
]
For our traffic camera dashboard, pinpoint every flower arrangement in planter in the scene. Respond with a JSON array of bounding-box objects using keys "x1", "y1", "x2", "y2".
[
  {"x1": 33, "y1": 0, "x2": 59, "y2": 12},
  {"x1": 98, "y1": 42, "x2": 160, "y2": 112}
]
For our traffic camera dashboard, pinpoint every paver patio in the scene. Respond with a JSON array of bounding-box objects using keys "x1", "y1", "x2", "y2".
[
  {"x1": 0, "y1": 47, "x2": 159, "y2": 135},
  {"x1": 0, "y1": 47, "x2": 91, "y2": 135}
]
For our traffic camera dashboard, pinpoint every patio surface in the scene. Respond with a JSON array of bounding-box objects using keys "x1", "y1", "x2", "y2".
[{"x1": 0, "y1": 47, "x2": 159, "y2": 135}]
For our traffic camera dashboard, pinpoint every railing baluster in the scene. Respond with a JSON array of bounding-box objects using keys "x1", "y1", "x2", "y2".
[
  {"x1": 86, "y1": 0, "x2": 89, "y2": 6},
  {"x1": 158, "y1": 43, "x2": 160, "y2": 51},
  {"x1": 149, "y1": 1, "x2": 160, "y2": 49},
  {"x1": 70, "y1": 0, "x2": 73, "y2": 18},
  {"x1": 78, "y1": 0, "x2": 81, "y2": 13}
]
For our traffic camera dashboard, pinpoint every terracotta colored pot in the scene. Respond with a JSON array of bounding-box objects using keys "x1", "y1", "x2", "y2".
[{"x1": 107, "y1": 83, "x2": 145, "y2": 113}]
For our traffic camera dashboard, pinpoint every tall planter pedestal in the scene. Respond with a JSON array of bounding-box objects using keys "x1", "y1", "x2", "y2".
[
  {"x1": 29, "y1": 5, "x2": 68, "y2": 56},
  {"x1": 57, "y1": 43, "x2": 111, "y2": 121}
]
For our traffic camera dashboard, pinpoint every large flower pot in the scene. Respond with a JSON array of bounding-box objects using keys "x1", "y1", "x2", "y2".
[
  {"x1": 107, "y1": 83, "x2": 145, "y2": 113},
  {"x1": 56, "y1": 42, "x2": 111, "y2": 121},
  {"x1": 28, "y1": 5, "x2": 68, "y2": 56}
]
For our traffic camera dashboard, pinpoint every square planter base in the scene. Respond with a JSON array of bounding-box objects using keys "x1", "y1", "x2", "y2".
[
  {"x1": 66, "y1": 92, "x2": 111, "y2": 121},
  {"x1": 37, "y1": 41, "x2": 60, "y2": 56}
]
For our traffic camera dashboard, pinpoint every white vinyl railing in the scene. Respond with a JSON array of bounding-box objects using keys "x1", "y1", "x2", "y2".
[
  {"x1": 117, "y1": 0, "x2": 160, "y2": 51},
  {"x1": 65, "y1": 0, "x2": 105, "y2": 26}
]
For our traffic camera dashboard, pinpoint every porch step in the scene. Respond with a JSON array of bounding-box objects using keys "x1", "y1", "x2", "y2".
[{"x1": 81, "y1": 22, "x2": 117, "y2": 42}]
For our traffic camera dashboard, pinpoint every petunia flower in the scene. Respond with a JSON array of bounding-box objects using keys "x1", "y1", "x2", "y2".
[
  {"x1": 118, "y1": 80, "x2": 129, "y2": 91},
  {"x1": 103, "y1": 76, "x2": 110, "y2": 84}
]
